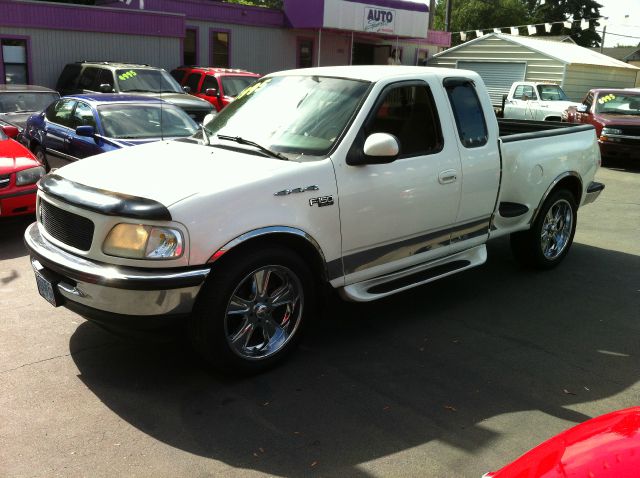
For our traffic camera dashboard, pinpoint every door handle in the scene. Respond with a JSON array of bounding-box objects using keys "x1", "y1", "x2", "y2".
[{"x1": 438, "y1": 169, "x2": 458, "y2": 184}]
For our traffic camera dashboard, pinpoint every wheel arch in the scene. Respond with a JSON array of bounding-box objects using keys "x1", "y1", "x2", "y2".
[
  {"x1": 207, "y1": 227, "x2": 336, "y2": 284},
  {"x1": 530, "y1": 172, "x2": 582, "y2": 224}
]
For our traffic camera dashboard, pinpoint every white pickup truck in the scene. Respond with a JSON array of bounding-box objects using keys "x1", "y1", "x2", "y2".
[
  {"x1": 25, "y1": 66, "x2": 604, "y2": 374},
  {"x1": 503, "y1": 81, "x2": 581, "y2": 121}
]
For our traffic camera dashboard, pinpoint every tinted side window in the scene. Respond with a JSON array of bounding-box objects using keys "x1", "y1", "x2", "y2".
[
  {"x1": 49, "y1": 99, "x2": 77, "y2": 128},
  {"x1": 170, "y1": 69, "x2": 186, "y2": 84},
  {"x1": 201, "y1": 75, "x2": 219, "y2": 92},
  {"x1": 56, "y1": 64, "x2": 82, "y2": 91},
  {"x1": 78, "y1": 67, "x2": 100, "y2": 90},
  {"x1": 72, "y1": 101, "x2": 96, "y2": 128},
  {"x1": 185, "y1": 73, "x2": 202, "y2": 93},
  {"x1": 445, "y1": 80, "x2": 488, "y2": 148},
  {"x1": 368, "y1": 84, "x2": 443, "y2": 157},
  {"x1": 97, "y1": 69, "x2": 114, "y2": 91}
]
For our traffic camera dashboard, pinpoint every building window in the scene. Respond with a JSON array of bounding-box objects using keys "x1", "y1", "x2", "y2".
[
  {"x1": 297, "y1": 38, "x2": 313, "y2": 68},
  {"x1": 2, "y1": 39, "x2": 29, "y2": 84},
  {"x1": 184, "y1": 28, "x2": 198, "y2": 66},
  {"x1": 211, "y1": 31, "x2": 229, "y2": 68}
]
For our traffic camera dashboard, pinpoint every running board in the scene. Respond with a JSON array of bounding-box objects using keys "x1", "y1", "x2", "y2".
[{"x1": 339, "y1": 245, "x2": 487, "y2": 302}]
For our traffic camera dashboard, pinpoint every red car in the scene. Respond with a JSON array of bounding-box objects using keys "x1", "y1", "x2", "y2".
[
  {"x1": 0, "y1": 124, "x2": 44, "y2": 218},
  {"x1": 486, "y1": 407, "x2": 640, "y2": 478},
  {"x1": 565, "y1": 89, "x2": 640, "y2": 161},
  {"x1": 170, "y1": 66, "x2": 260, "y2": 112}
]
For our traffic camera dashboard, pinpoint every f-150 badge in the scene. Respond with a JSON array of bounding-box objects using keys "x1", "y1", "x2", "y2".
[{"x1": 309, "y1": 196, "x2": 334, "y2": 207}]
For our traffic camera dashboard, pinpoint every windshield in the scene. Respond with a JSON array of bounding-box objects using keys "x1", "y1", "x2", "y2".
[
  {"x1": 115, "y1": 69, "x2": 183, "y2": 93},
  {"x1": 220, "y1": 76, "x2": 259, "y2": 97},
  {"x1": 204, "y1": 75, "x2": 370, "y2": 158},
  {"x1": 595, "y1": 93, "x2": 640, "y2": 115},
  {"x1": 536, "y1": 85, "x2": 569, "y2": 101},
  {"x1": 98, "y1": 103, "x2": 198, "y2": 139},
  {"x1": 0, "y1": 92, "x2": 60, "y2": 113}
]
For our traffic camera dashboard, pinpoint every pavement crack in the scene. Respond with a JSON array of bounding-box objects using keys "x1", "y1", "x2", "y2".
[{"x1": 0, "y1": 342, "x2": 118, "y2": 375}]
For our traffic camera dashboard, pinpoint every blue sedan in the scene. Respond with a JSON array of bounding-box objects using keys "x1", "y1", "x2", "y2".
[{"x1": 23, "y1": 94, "x2": 198, "y2": 170}]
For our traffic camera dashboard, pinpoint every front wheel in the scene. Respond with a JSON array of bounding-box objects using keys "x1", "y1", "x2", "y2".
[
  {"x1": 510, "y1": 189, "x2": 577, "y2": 269},
  {"x1": 189, "y1": 246, "x2": 316, "y2": 374}
]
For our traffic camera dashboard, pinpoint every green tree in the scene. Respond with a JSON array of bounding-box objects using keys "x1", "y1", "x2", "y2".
[
  {"x1": 435, "y1": 0, "x2": 602, "y2": 47},
  {"x1": 525, "y1": 0, "x2": 602, "y2": 47}
]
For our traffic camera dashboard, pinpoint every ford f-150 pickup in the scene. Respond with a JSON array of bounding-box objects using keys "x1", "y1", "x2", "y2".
[{"x1": 24, "y1": 66, "x2": 604, "y2": 374}]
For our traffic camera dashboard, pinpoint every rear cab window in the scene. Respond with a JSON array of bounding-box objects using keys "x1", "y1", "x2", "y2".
[
  {"x1": 56, "y1": 64, "x2": 82, "y2": 91},
  {"x1": 444, "y1": 78, "x2": 488, "y2": 148}
]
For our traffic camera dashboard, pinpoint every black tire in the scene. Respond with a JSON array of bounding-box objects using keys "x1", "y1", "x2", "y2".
[
  {"x1": 510, "y1": 189, "x2": 577, "y2": 269},
  {"x1": 188, "y1": 246, "x2": 316, "y2": 375},
  {"x1": 32, "y1": 144, "x2": 50, "y2": 172}
]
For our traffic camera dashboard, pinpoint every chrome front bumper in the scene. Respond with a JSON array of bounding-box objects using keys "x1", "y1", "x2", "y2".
[
  {"x1": 24, "y1": 222, "x2": 210, "y2": 318},
  {"x1": 583, "y1": 181, "x2": 605, "y2": 206}
]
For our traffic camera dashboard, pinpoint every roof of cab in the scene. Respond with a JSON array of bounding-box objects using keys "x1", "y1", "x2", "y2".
[
  {"x1": 63, "y1": 94, "x2": 168, "y2": 104},
  {"x1": 266, "y1": 65, "x2": 471, "y2": 83}
]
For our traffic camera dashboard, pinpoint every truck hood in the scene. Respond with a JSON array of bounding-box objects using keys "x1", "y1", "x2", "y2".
[
  {"x1": 52, "y1": 140, "x2": 304, "y2": 207},
  {"x1": 595, "y1": 113, "x2": 640, "y2": 126},
  {"x1": 545, "y1": 100, "x2": 581, "y2": 111}
]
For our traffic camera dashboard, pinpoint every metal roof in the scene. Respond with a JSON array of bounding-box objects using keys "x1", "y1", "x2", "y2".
[{"x1": 436, "y1": 33, "x2": 640, "y2": 70}]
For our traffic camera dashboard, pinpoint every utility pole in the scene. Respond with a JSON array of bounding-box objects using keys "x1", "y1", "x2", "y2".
[
  {"x1": 600, "y1": 24, "x2": 606, "y2": 53},
  {"x1": 445, "y1": 0, "x2": 453, "y2": 32}
]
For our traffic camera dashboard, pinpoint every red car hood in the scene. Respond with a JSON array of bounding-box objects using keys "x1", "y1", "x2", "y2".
[
  {"x1": 0, "y1": 138, "x2": 39, "y2": 175},
  {"x1": 486, "y1": 407, "x2": 640, "y2": 478},
  {"x1": 595, "y1": 113, "x2": 640, "y2": 127}
]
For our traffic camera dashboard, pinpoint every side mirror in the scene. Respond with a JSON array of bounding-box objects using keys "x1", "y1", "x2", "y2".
[
  {"x1": 1, "y1": 125, "x2": 20, "y2": 139},
  {"x1": 202, "y1": 112, "x2": 217, "y2": 125},
  {"x1": 205, "y1": 88, "x2": 219, "y2": 97},
  {"x1": 76, "y1": 125, "x2": 95, "y2": 137},
  {"x1": 182, "y1": 86, "x2": 191, "y2": 94},
  {"x1": 99, "y1": 83, "x2": 113, "y2": 93},
  {"x1": 363, "y1": 133, "x2": 399, "y2": 160},
  {"x1": 577, "y1": 104, "x2": 588, "y2": 113}
]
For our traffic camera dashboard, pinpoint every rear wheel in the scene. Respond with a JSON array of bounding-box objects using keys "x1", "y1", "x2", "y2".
[
  {"x1": 510, "y1": 189, "x2": 577, "y2": 269},
  {"x1": 32, "y1": 145, "x2": 50, "y2": 172},
  {"x1": 189, "y1": 246, "x2": 316, "y2": 374}
]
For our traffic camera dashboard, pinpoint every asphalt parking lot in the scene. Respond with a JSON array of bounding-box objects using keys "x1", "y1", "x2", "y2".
[{"x1": 1, "y1": 163, "x2": 639, "y2": 478}]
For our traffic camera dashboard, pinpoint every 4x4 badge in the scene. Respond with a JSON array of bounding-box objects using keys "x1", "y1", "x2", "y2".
[{"x1": 274, "y1": 185, "x2": 319, "y2": 196}]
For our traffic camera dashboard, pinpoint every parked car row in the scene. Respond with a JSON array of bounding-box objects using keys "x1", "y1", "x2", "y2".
[
  {"x1": 0, "y1": 60, "x2": 260, "y2": 218},
  {"x1": 502, "y1": 81, "x2": 640, "y2": 162}
]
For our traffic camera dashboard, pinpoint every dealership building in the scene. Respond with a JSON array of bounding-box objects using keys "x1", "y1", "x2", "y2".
[{"x1": 0, "y1": 0, "x2": 451, "y2": 88}]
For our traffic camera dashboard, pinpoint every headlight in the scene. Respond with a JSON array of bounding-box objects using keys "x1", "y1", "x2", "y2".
[
  {"x1": 16, "y1": 166, "x2": 45, "y2": 186},
  {"x1": 103, "y1": 224, "x2": 183, "y2": 259},
  {"x1": 601, "y1": 127, "x2": 622, "y2": 136}
]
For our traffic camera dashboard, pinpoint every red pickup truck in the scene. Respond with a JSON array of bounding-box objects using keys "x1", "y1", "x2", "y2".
[
  {"x1": 565, "y1": 88, "x2": 640, "y2": 161},
  {"x1": 170, "y1": 66, "x2": 260, "y2": 112}
]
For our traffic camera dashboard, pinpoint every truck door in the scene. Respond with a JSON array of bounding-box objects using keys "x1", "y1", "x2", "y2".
[
  {"x1": 442, "y1": 78, "x2": 500, "y2": 250},
  {"x1": 508, "y1": 84, "x2": 539, "y2": 120},
  {"x1": 335, "y1": 80, "x2": 462, "y2": 283}
]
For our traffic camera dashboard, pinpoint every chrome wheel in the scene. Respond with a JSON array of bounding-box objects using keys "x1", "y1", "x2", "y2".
[
  {"x1": 224, "y1": 265, "x2": 303, "y2": 360},
  {"x1": 540, "y1": 199, "x2": 573, "y2": 260}
]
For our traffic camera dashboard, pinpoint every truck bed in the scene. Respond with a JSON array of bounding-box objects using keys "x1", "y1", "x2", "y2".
[{"x1": 498, "y1": 118, "x2": 595, "y2": 141}]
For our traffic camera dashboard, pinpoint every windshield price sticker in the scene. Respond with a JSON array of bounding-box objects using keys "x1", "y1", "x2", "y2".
[
  {"x1": 235, "y1": 78, "x2": 271, "y2": 101},
  {"x1": 118, "y1": 70, "x2": 138, "y2": 81},
  {"x1": 598, "y1": 94, "x2": 616, "y2": 105}
]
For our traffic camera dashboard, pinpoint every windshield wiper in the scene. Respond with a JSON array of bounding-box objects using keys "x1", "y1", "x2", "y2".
[
  {"x1": 201, "y1": 125, "x2": 211, "y2": 146},
  {"x1": 216, "y1": 134, "x2": 288, "y2": 161}
]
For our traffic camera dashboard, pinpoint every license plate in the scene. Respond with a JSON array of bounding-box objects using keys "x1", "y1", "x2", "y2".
[{"x1": 35, "y1": 270, "x2": 59, "y2": 307}]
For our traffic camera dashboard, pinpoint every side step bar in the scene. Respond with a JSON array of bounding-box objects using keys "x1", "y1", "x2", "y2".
[{"x1": 339, "y1": 245, "x2": 487, "y2": 302}]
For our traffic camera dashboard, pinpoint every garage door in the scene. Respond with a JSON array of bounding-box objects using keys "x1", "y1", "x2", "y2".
[{"x1": 457, "y1": 61, "x2": 526, "y2": 106}]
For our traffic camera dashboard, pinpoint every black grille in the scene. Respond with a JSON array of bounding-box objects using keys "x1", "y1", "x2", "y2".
[
  {"x1": 617, "y1": 126, "x2": 640, "y2": 137},
  {"x1": 0, "y1": 174, "x2": 10, "y2": 190},
  {"x1": 40, "y1": 200, "x2": 94, "y2": 251}
]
